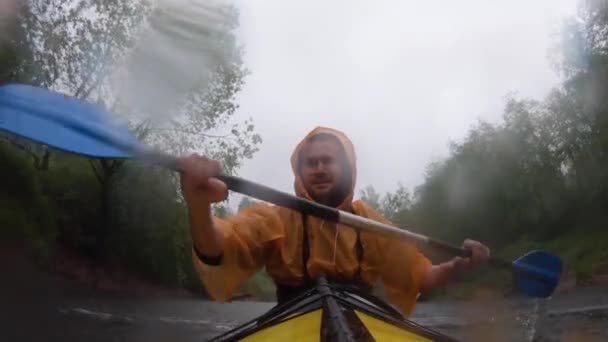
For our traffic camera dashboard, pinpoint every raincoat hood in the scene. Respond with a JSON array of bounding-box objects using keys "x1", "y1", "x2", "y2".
[{"x1": 290, "y1": 126, "x2": 357, "y2": 210}]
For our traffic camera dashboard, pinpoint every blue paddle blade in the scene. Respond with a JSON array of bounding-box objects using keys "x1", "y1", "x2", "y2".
[
  {"x1": 0, "y1": 84, "x2": 139, "y2": 159},
  {"x1": 512, "y1": 250, "x2": 562, "y2": 298}
]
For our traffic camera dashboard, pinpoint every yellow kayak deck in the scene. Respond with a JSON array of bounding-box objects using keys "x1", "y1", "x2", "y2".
[{"x1": 208, "y1": 277, "x2": 459, "y2": 342}]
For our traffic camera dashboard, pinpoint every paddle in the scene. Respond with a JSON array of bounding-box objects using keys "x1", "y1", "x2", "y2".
[{"x1": 0, "y1": 84, "x2": 562, "y2": 298}]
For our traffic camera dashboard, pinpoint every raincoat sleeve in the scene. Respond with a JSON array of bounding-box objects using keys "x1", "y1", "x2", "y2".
[
  {"x1": 354, "y1": 201, "x2": 433, "y2": 316},
  {"x1": 192, "y1": 203, "x2": 284, "y2": 301},
  {"x1": 377, "y1": 234, "x2": 432, "y2": 316}
]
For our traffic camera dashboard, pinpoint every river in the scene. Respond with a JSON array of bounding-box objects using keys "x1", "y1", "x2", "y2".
[{"x1": 3, "y1": 254, "x2": 607, "y2": 342}]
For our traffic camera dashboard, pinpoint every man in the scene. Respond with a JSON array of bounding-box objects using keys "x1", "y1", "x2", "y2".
[{"x1": 177, "y1": 126, "x2": 490, "y2": 316}]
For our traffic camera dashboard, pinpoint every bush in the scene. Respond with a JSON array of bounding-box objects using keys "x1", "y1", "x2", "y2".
[
  {"x1": 0, "y1": 140, "x2": 209, "y2": 291},
  {"x1": 0, "y1": 141, "x2": 57, "y2": 263},
  {"x1": 105, "y1": 162, "x2": 199, "y2": 288}
]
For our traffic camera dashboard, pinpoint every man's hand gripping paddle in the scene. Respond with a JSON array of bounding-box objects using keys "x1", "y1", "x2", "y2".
[{"x1": 0, "y1": 84, "x2": 562, "y2": 299}]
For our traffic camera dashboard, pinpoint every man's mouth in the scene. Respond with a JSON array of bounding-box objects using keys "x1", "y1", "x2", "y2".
[{"x1": 312, "y1": 181, "x2": 332, "y2": 189}]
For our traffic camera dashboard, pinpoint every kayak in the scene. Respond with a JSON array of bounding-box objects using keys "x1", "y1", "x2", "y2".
[{"x1": 208, "y1": 276, "x2": 459, "y2": 342}]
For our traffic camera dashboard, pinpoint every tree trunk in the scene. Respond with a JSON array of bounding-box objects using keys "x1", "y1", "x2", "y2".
[
  {"x1": 89, "y1": 158, "x2": 125, "y2": 262},
  {"x1": 39, "y1": 147, "x2": 51, "y2": 170},
  {"x1": 95, "y1": 178, "x2": 110, "y2": 262}
]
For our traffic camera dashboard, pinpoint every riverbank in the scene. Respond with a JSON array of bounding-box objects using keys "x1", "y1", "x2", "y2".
[
  {"x1": 0, "y1": 242, "x2": 202, "y2": 300},
  {"x1": 50, "y1": 246, "x2": 199, "y2": 299},
  {"x1": 5, "y1": 226, "x2": 608, "y2": 304}
]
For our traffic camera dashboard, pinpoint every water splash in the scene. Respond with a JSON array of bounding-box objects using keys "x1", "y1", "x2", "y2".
[
  {"x1": 517, "y1": 297, "x2": 549, "y2": 342},
  {"x1": 59, "y1": 307, "x2": 134, "y2": 325},
  {"x1": 159, "y1": 316, "x2": 235, "y2": 331}
]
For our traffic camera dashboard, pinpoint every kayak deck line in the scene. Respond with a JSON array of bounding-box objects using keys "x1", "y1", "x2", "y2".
[{"x1": 207, "y1": 275, "x2": 460, "y2": 342}]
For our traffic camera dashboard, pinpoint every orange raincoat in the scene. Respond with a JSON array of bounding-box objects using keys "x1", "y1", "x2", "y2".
[{"x1": 192, "y1": 126, "x2": 432, "y2": 315}]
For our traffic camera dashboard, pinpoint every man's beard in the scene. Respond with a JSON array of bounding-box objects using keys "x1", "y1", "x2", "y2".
[{"x1": 311, "y1": 178, "x2": 351, "y2": 207}]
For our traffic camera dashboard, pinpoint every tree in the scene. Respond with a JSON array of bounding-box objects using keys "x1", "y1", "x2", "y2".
[
  {"x1": 359, "y1": 185, "x2": 381, "y2": 211},
  {"x1": 2, "y1": 0, "x2": 152, "y2": 171},
  {"x1": 401, "y1": 1, "x2": 608, "y2": 287},
  {"x1": 380, "y1": 183, "x2": 411, "y2": 222},
  {"x1": 545, "y1": 0, "x2": 608, "y2": 222},
  {"x1": 360, "y1": 184, "x2": 413, "y2": 223},
  {"x1": 20, "y1": 0, "x2": 151, "y2": 258}
]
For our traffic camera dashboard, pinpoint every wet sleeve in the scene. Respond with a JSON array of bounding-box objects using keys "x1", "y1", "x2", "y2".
[
  {"x1": 354, "y1": 201, "x2": 433, "y2": 316},
  {"x1": 377, "y1": 236, "x2": 432, "y2": 316},
  {"x1": 191, "y1": 203, "x2": 284, "y2": 301}
]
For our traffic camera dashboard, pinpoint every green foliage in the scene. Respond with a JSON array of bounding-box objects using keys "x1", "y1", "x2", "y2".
[
  {"x1": 363, "y1": 1, "x2": 608, "y2": 298},
  {"x1": 19, "y1": 0, "x2": 151, "y2": 92},
  {"x1": 404, "y1": 2, "x2": 608, "y2": 245},
  {"x1": 359, "y1": 184, "x2": 412, "y2": 224},
  {"x1": 0, "y1": 141, "x2": 205, "y2": 290},
  {"x1": 0, "y1": 140, "x2": 57, "y2": 263},
  {"x1": 359, "y1": 185, "x2": 382, "y2": 211},
  {"x1": 0, "y1": 1, "x2": 260, "y2": 296},
  {"x1": 105, "y1": 163, "x2": 199, "y2": 287},
  {"x1": 410, "y1": 104, "x2": 572, "y2": 246}
]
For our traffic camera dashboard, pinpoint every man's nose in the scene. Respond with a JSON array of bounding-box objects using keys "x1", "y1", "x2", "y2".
[{"x1": 313, "y1": 161, "x2": 327, "y2": 173}]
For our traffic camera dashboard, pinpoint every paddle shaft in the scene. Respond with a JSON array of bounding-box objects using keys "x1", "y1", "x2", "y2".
[
  {"x1": 225, "y1": 174, "x2": 512, "y2": 269},
  {"x1": 140, "y1": 147, "x2": 514, "y2": 269},
  {"x1": 226, "y1": 174, "x2": 512, "y2": 270}
]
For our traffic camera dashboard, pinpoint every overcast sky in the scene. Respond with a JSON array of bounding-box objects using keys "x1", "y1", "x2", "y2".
[{"x1": 226, "y1": 0, "x2": 578, "y2": 207}]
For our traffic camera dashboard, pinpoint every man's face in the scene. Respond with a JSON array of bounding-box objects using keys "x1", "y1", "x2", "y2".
[{"x1": 299, "y1": 136, "x2": 349, "y2": 206}]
